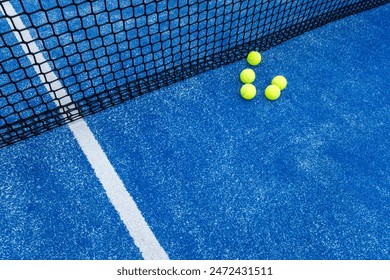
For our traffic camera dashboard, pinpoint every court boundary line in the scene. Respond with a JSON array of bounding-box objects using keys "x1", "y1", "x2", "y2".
[{"x1": 0, "y1": 1, "x2": 169, "y2": 260}]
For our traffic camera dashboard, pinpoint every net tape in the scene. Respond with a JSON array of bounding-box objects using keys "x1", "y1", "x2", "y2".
[{"x1": 0, "y1": 0, "x2": 388, "y2": 147}]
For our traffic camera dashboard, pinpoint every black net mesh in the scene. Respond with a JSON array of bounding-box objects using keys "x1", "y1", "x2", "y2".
[{"x1": 0, "y1": 0, "x2": 388, "y2": 147}]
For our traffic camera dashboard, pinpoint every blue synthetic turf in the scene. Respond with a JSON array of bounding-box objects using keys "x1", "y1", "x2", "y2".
[
  {"x1": 0, "y1": 126, "x2": 142, "y2": 259},
  {"x1": 85, "y1": 3, "x2": 390, "y2": 259},
  {"x1": 0, "y1": 2, "x2": 389, "y2": 259}
]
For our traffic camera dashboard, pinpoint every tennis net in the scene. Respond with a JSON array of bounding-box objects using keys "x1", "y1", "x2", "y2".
[{"x1": 0, "y1": 0, "x2": 388, "y2": 147}]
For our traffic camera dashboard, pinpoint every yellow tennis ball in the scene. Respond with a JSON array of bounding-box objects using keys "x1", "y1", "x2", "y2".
[
  {"x1": 240, "y1": 84, "x2": 257, "y2": 100},
  {"x1": 271, "y1": 75, "x2": 288, "y2": 90},
  {"x1": 240, "y1": 68, "x2": 255, "y2": 84},
  {"x1": 264, "y1": 85, "x2": 281, "y2": 101},
  {"x1": 247, "y1": 51, "x2": 262, "y2": 66}
]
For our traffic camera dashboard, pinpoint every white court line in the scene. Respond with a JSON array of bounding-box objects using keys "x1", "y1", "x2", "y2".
[
  {"x1": 67, "y1": 120, "x2": 169, "y2": 260},
  {"x1": 0, "y1": 1, "x2": 169, "y2": 260}
]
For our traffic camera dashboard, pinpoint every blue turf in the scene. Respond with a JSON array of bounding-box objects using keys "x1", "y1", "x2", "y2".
[
  {"x1": 0, "y1": 2, "x2": 389, "y2": 259},
  {"x1": 0, "y1": 126, "x2": 142, "y2": 259},
  {"x1": 83, "y1": 3, "x2": 390, "y2": 259}
]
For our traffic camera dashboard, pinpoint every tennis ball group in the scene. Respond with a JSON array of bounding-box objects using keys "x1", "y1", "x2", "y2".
[
  {"x1": 264, "y1": 75, "x2": 288, "y2": 101},
  {"x1": 239, "y1": 51, "x2": 261, "y2": 100},
  {"x1": 239, "y1": 51, "x2": 288, "y2": 101}
]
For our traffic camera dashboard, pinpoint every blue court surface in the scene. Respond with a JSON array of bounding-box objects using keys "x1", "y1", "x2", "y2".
[{"x1": 1, "y1": 3, "x2": 390, "y2": 260}]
